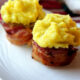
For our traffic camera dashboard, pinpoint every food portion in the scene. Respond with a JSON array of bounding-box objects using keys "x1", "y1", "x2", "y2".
[
  {"x1": 1, "y1": 0, "x2": 45, "y2": 25},
  {"x1": 1, "y1": 0, "x2": 45, "y2": 45},
  {"x1": 32, "y1": 14, "x2": 80, "y2": 66},
  {"x1": 32, "y1": 41, "x2": 77, "y2": 66},
  {"x1": 33, "y1": 14, "x2": 80, "y2": 48},
  {"x1": 2, "y1": 22, "x2": 32, "y2": 45}
]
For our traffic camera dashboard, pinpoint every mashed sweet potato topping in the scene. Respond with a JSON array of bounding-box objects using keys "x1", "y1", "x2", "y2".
[
  {"x1": 33, "y1": 14, "x2": 80, "y2": 48},
  {"x1": 1, "y1": 0, "x2": 45, "y2": 25}
]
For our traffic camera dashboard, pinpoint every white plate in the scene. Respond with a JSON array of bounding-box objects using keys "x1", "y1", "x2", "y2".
[{"x1": 0, "y1": 11, "x2": 80, "y2": 80}]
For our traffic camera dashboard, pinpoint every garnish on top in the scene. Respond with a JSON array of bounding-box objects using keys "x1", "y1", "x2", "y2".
[
  {"x1": 1, "y1": 0, "x2": 45, "y2": 25},
  {"x1": 33, "y1": 14, "x2": 80, "y2": 48}
]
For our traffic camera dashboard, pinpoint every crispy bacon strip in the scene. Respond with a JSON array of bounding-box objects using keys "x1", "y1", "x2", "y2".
[
  {"x1": 32, "y1": 41, "x2": 77, "y2": 66},
  {"x1": 1, "y1": 22, "x2": 32, "y2": 45}
]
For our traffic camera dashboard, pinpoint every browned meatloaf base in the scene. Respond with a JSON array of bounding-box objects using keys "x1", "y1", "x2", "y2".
[
  {"x1": 32, "y1": 41, "x2": 78, "y2": 66},
  {"x1": 1, "y1": 22, "x2": 32, "y2": 46}
]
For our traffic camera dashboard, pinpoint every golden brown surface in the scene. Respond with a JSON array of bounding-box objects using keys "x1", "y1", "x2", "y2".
[
  {"x1": 7, "y1": 28, "x2": 32, "y2": 46},
  {"x1": 32, "y1": 41, "x2": 77, "y2": 66},
  {"x1": 7, "y1": 35, "x2": 32, "y2": 46},
  {"x1": 1, "y1": 21, "x2": 33, "y2": 46}
]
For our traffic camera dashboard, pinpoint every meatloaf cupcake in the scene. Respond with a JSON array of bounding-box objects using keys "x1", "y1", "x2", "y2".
[
  {"x1": 32, "y1": 14, "x2": 80, "y2": 66},
  {"x1": 1, "y1": 0, "x2": 45, "y2": 45}
]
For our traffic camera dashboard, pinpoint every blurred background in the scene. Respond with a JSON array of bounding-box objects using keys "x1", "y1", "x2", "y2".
[{"x1": 0, "y1": 0, "x2": 80, "y2": 22}]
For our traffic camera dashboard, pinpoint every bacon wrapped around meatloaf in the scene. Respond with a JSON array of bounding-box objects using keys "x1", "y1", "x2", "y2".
[
  {"x1": 32, "y1": 41, "x2": 77, "y2": 66},
  {"x1": 1, "y1": 22, "x2": 32, "y2": 46}
]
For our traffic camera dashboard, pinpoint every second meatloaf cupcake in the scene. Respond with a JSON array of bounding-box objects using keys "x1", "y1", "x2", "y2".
[
  {"x1": 32, "y1": 14, "x2": 80, "y2": 66},
  {"x1": 1, "y1": 0, "x2": 45, "y2": 45}
]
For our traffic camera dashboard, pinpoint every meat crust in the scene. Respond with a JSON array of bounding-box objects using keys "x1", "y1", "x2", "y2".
[
  {"x1": 2, "y1": 22, "x2": 32, "y2": 46},
  {"x1": 32, "y1": 41, "x2": 78, "y2": 66}
]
